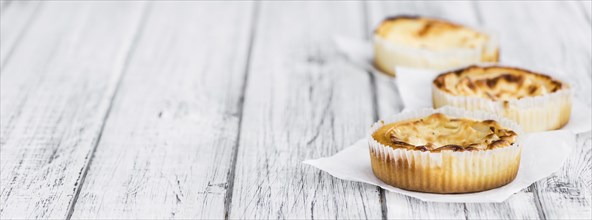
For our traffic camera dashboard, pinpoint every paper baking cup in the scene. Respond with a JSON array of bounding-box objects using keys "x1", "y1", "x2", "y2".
[
  {"x1": 373, "y1": 34, "x2": 499, "y2": 76},
  {"x1": 368, "y1": 107, "x2": 522, "y2": 194},
  {"x1": 432, "y1": 84, "x2": 572, "y2": 132}
]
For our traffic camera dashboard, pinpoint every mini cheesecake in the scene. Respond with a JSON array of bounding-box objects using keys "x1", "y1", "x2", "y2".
[
  {"x1": 372, "y1": 113, "x2": 516, "y2": 152},
  {"x1": 369, "y1": 107, "x2": 522, "y2": 193},
  {"x1": 374, "y1": 16, "x2": 498, "y2": 76},
  {"x1": 432, "y1": 65, "x2": 572, "y2": 132}
]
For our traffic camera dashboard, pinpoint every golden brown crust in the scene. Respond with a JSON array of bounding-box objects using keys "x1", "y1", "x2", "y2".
[
  {"x1": 373, "y1": 16, "x2": 499, "y2": 75},
  {"x1": 374, "y1": 16, "x2": 490, "y2": 51},
  {"x1": 433, "y1": 65, "x2": 567, "y2": 101},
  {"x1": 375, "y1": 16, "x2": 462, "y2": 35},
  {"x1": 372, "y1": 113, "x2": 517, "y2": 152}
]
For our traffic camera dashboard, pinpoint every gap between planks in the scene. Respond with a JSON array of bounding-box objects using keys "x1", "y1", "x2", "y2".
[
  {"x1": 227, "y1": 2, "x2": 382, "y2": 218},
  {"x1": 223, "y1": 2, "x2": 260, "y2": 219},
  {"x1": 360, "y1": 1, "x2": 388, "y2": 219},
  {"x1": 64, "y1": 2, "x2": 153, "y2": 219}
]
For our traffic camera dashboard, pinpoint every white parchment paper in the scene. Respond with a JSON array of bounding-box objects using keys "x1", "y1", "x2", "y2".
[{"x1": 303, "y1": 129, "x2": 574, "y2": 203}]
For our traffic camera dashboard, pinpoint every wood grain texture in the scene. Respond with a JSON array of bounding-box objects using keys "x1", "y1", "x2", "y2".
[
  {"x1": 1, "y1": 1, "x2": 590, "y2": 219},
  {"x1": 366, "y1": 1, "x2": 541, "y2": 219},
  {"x1": 228, "y1": 1, "x2": 383, "y2": 219},
  {"x1": 382, "y1": 193, "x2": 465, "y2": 219},
  {"x1": 69, "y1": 2, "x2": 255, "y2": 219},
  {"x1": 477, "y1": 1, "x2": 592, "y2": 219},
  {"x1": 464, "y1": 188, "x2": 539, "y2": 219},
  {"x1": 0, "y1": 1, "x2": 146, "y2": 219},
  {"x1": 534, "y1": 133, "x2": 592, "y2": 219},
  {"x1": 0, "y1": 0, "x2": 41, "y2": 68}
]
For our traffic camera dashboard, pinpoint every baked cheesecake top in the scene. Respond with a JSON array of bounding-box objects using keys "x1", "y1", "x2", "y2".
[
  {"x1": 372, "y1": 113, "x2": 517, "y2": 152},
  {"x1": 374, "y1": 16, "x2": 490, "y2": 51},
  {"x1": 433, "y1": 65, "x2": 566, "y2": 101}
]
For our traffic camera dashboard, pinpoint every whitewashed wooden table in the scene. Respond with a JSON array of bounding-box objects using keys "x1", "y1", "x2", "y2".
[{"x1": 1, "y1": 1, "x2": 591, "y2": 219}]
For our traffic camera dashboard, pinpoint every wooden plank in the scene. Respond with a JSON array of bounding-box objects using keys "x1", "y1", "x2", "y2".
[
  {"x1": 69, "y1": 2, "x2": 255, "y2": 219},
  {"x1": 478, "y1": 1, "x2": 591, "y2": 105},
  {"x1": 534, "y1": 133, "x2": 592, "y2": 219},
  {"x1": 0, "y1": 1, "x2": 146, "y2": 219},
  {"x1": 228, "y1": 1, "x2": 383, "y2": 219},
  {"x1": 366, "y1": 1, "x2": 541, "y2": 219},
  {"x1": 477, "y1": 1, "x2": 592, "y2": 219},
  {"x1": 382, "y1": 193, "x2": 465, "y2": 219},
  {"x1": 0, "y1": 0, "x2": 41, "y2": 68},
  {"x1": 580, "y1": 0, "x2": 591, "y2": 23},
  {"x1": 464, "y1": 189, "x2": 539, "y2": 219}
]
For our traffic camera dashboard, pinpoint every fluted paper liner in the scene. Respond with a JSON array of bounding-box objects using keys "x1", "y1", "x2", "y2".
[
  {"x1": 432, "y1": 83, "x2": 572, "y2": 132},
  {"x1": 369, "y1": 107, "x2": 522, "y2": 194},
  {"x1": 373, "y1": 31, "x2": 498, "y2": 76}
]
